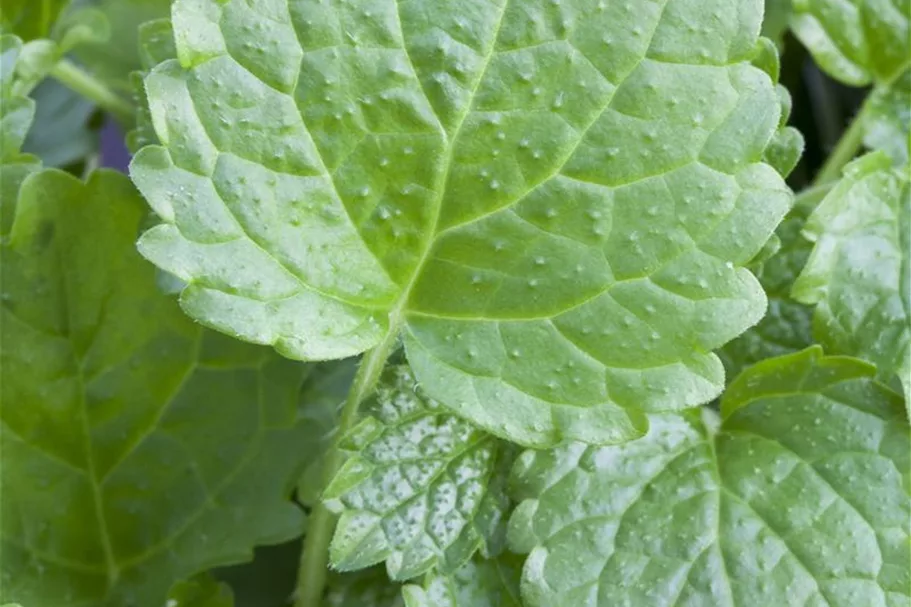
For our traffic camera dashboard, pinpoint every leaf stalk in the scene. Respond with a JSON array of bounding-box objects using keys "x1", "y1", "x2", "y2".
[{"x1": 49, "y1": 59, "x2": 134, "y2": 125}]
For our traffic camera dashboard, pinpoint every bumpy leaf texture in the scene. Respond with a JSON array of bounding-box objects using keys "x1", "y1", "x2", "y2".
[
  {"x1": 865, "y1": 67, "x2": 910, "y2": 166},
  {"x1": 508, "y1": 347, "x2": 910, "y2": 607},
  {"x1": 402, "y1": 554, "x2": 524, "y2": 607},
  {"x1": 324, "y1": 365, "x2": 510, "y2": 580},
  {"x1": 133, "y1": 0, "x2": 794, "y2": 447},
  {"x1": 0, "y1": 171, "x2": 310, "y2": 606},
  {"x1": 794, "y1": 153, "x2": 911, "y2": 412}
]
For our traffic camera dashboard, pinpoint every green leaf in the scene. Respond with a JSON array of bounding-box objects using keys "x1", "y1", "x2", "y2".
[
  {"x1": 794, "y1": 152, "x2": 911, "y2": 410},
  {"x1": 790, "y1": 0, "x2": 910, "y2": 87},
  {"x1": 168, "y1": 575, "x2": 234, "y2": 607},
  {"x1": 0, "y1": 0, "x2": 69, "y2": 42},
  {"x1": 22, "y1": 77, "x2": 98, "y2": 168},
  {"x1": 324, "y1": 365, "x2": 511, "y2": 580},
  {"x1": 762, "y1": 0, "x2": 793, "y2": 47},
  {"x1": 402, "y1": 554, "x2": 524, "y2": 607},
  {"x1": 865, "y1": 66, "x2": 910, "y2": 167},
  {"x1": 296, "y1": 359, "x2": 357, "y2": 507},
  {"x1": 0, "y1": 170, "x2": 311, "y2": 606},
  {"x1": 0, "y1": 34, "x2": 40, "y2": 236},
  {"x1": 325, "y1": 567, "x2": 404, "y2": 607},
  {"x1": 126, "y1": 18, "x2": 177, "y2": 154},
  {"x1": 133, "y1": 0, "x2": 795, "y2": 447},
  {"x1": 719, "y1": 195, "x2": 815, "y2": 377},
  {"x1": 508, "y1": 347, "x2": 910, "y2": 607}
]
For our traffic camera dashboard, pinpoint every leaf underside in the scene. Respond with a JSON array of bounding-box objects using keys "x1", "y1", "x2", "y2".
[
  {"x1": 507, "y1": 347, "x2": 910, "y2": 607},
  {"x1": 0, "y1": 171, "x2": 309, "y2": 607},
  {"x1": 133, "y1": 0, "x2": 794, "y2": 446}
]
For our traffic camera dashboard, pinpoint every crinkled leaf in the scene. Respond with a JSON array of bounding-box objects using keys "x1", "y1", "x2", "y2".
[
  {"x1": 126, "y1": 18, "x2": 176, "y2": 154},
  {"x1": 133, "y1": 0, "x2": 794, "y2": 447},
  {"x1": 22, "y1": 77, "x2": 97, "y2": 168},
  {"x1": 865, "y1": 67, "x2": 911, "y2": 166},
  {"x1": 296, "y1": 359, "x2": 357, "y2": 507},
  {"x1": 325, "y1": 365, "x2": 511, "y2": 580},
  {"x1": 402, "y1": 554, "x2": 524, "y2": 607},
  {"x1": 508, "y1": 347, "x2": 910, "y2": 607},
  {"x1": 168, "y1": 575, "x2": 234, "y2": 607},
  {"x1": 0, "y1": 0, "x2": 69, "y2": 42},
  {"x1": 325, "y1": 567, "x2": 405, "y2": 607},
  {"x1": 791, "y1": 0, "x2": 910, "y2": 87},
  {"x1": 719, "y1": 195, "x2": 814, "y2": 377},
  {"x1": 794, "y1": 152, "x2": 911, "y2": 410},
  {"x1": 0, "y1": 170, "x2": 310, "y2": 606}
]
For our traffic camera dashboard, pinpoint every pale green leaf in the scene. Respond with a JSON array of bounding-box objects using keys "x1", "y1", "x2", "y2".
[
  {"x1": 791, "y1": 0, "x2": 910, "y2": 87},
  {"x1": 402, "y1": 554, "x2": 524, "y2": 607},
  {"x1": 0, "y1": 170, "x2": 311, "y2": 606},
  {"x1": 132, "y1": 0, "x2": 794, "y2": 447},
  {"x1": 325, "y1": 567, "x2": 404, "y2": 607},
  {"x1": 719, "y1": 194, "x2": 815, "y2": 377},
  {"x1": 324, "y1": 365, "x2": 511, "y2": 580},
  {"x1": 167, "y1": 575, "x2": 234, "y2": 607},
  {"x1": 794, "y1": 152, "x2": 911, "y2": 411},
  {"x1": 508, "y1": 347, "x2": 910, "y2": 607},
  {"x1": 296, "y1": 359, "x2": 357, "y2": 507},
  {"x1": 865, "y1": 67, "x2": 911, "y2": 167}
]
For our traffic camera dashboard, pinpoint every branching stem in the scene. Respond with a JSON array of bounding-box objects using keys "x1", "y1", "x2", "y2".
[{"x1": 293, "y1": 327, "x2": 401, "y2": 607}]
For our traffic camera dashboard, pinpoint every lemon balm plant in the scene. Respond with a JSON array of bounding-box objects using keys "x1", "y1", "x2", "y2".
[{"x1": 0, "y1": 1, "x2": 908, "y2": 606}]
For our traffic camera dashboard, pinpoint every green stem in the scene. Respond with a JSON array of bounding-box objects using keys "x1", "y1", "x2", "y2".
[
  {"x1": 49, "y1": 59, "x2": 134, "y2": 125},
  {"x1": 811, "y1": 92, "x2": 876, "y2": 187},
  {"x1": 293, "y1": 328, "x2": 401, "y2": 607},
  {"x1": 793, "y1": 181, "x2": 836, "y2": 212}
]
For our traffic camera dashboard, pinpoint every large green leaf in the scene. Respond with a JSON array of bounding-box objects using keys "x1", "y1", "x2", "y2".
[
  {"x1": 132, "y1": 0, "x2": 794, "y2": 447},
  {"x1": 0, "y1": 170, "x2": 310, "y2": 606},
  {"x1": 794, "y1": 152, "x2": 911, "y2": 410},
  {"x1": 508, "y1": 347, "x2": 910, "y2": 606},
  {"x1": 402, "y1": 554, "x2": 524, "y2": 607},
  {"x1": 324, "y1": 365, "x2": 511, "y2": 580}
]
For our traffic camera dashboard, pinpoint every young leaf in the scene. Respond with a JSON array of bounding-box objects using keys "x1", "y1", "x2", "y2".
[
  {"x1": 324, "y1": 567, "x2": 404, "y2": 607},
  {"x1": 402, "y1": 554, "x2": 524, "y2": 607},
  {"x1": 324, "y1": 365, "x2": 511, "y2": 580},
  {"x1": 508, "y1": 347, "x2": 910, "y2": 607},
  {"x1": 793, "y1": 153, "x2": 911, "y2": 410},
  {"x1": 0, "y1": 34, "x2": 40, "y2": 235},
  {"x1": 0, "y1": 0, "x2": 69, "y2": 42},
  {"x1": 865, "y1": 67, "x2": 910, "y2": 166},
  {"x1": 0, "y1": 170, "x2": 311, "y2": 606},
  {"x1": 719, "y1": 196, "x2": 814, "y2": 377},
  {"x1": 296, "y1": 359, "x2": 358, "y2": 507},
  {"x1": 127, "y1": 18, "x2": 176, "y2": 154},
  {"x1": 132, "y1": 0, "x2": 794, "y2": 447}
]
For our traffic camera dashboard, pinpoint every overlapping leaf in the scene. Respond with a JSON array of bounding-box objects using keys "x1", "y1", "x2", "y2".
[
  {"x1": 168, "y1": 575, "x2": 234, "y2": 607},
  {"x1": 508, "y1": 347, "x2": 910, "y2": 606},
  {"x1": 794, "y1": 152, "x2": 911, "y2": 410},
  {"x1": 324, "y1": 567, "x2": 404, "y2": 607},
  {"x1": 0, "y1": 0, "x2": 69, "y2": 42},
  {"x1": 324, "y1": 365, "x2": 511, "y2": 580},
  {"x1": 402, "y1": 554, "x2": 524, "y2": 607},
  {"x1": 0, "y1": 170, "x2": 310, "y2": 606},
  {"x1": 133, "y1": 0, "x2": 794, "y2": 446}
]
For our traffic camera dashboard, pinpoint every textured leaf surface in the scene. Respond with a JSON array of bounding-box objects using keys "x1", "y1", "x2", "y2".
[
  {"x1": 865, "y1": 67, "x2": 910, "y2": 166},
  {"x1": 325, "y1": 567, "x2": 404, "y2": 607},
  {"x1": 719, "y1": 196, "x2": 814, "y2": 377},
  {"x1": 791, "y1": 0, "x2": 910, "y2": 87},
  {"x1": 508, "y1": 347, "x2": 910, "y2": 607},
  {"x1": 325, "y1": 365, "x2": 510, "y2": 580},
  {"x1": 133, "y1": 0, "x2": 793, "y2": 446},
  {"x1": 794, "y1": 153, "x2": 911, "y2": 409},
  {"x1": 296, "y1": 359, "x2": 357, "y2": 507},
  {"x1": 0, "y1": 170, "x2": 310, "y2": 606},
  {"x1": 127, "y1": 18, "x2": 176, "y2": 153},
  {"x1": 402, "y1": 554, "x2": 524, "y2": 607}
]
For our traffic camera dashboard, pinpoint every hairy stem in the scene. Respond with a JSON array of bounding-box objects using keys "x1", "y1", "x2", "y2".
[
  {"x1": 50, "y1": 59, "x2": 134, "y2": 125},
  {"x1": 293, "y1": 328, "x2": 401, "y2": 607}
]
